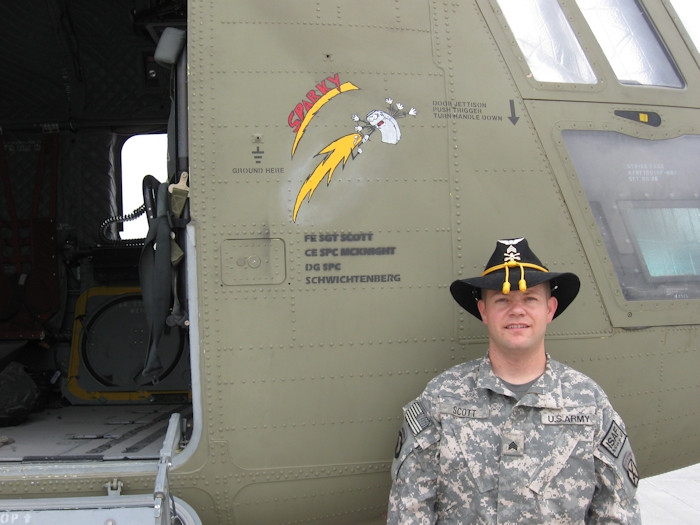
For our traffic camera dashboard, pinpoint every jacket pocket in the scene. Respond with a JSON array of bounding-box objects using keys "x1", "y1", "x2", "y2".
[
  {"x1": 527, "y1": 413, "x2": 596, "y2": 496},
  {"x1": 440, "y1": 404, "x2": 498, "y2": 494}
]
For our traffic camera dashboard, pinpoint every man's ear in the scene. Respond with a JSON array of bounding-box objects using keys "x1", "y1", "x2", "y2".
[
  {"x1": 547, "y1": 295, "x2": 558, "y2": 323},
  {"x1": 477, "y1": 299, "x2": 488, "y2": 324}
]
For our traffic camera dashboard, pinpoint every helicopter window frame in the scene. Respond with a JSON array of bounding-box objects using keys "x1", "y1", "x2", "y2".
[
  {"x1": 494, "y1": 0, "x2": 598, "y2": 85},
  {"x1": 560, "y1": 129, "x2": 700, "y2": 306},
  {"x1": 619, "y1": 202, "x2": 700, "y2": 281},
  {"x1": 664, "y1": 0, "x2": 700, "y2": 68},
  {"x1": 667, "y1": 0, "x2": 700, "y2": 49},
  {"x1": 120, "y1": 133, "x2": 168, "y2": 240},
  {"x1": 573, "y1": 0, "x2": 684, "y2": 88}
]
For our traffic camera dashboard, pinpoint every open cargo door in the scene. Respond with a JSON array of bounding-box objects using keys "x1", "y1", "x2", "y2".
[{"x1": 0, "y1": 414, "x2": 201, "y2": 525}]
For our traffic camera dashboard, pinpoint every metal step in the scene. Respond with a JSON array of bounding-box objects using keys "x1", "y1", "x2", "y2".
[{"x1": 0, "y1": 414, "x2": 201, "y2": 525}]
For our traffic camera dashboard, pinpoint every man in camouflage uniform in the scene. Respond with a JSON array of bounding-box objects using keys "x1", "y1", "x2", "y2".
[{"x1": 388, "y1": 238, "x2": 640, "y2": 524}]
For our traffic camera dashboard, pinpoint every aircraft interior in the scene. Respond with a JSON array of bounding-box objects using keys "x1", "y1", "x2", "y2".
[{"x1": 0, "y1": 0, "x2": 194, "y2": 463}]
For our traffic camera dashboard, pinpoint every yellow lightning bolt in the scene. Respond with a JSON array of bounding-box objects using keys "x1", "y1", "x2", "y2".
[
  {"x1": 292, "y1": 82, "x2": 359, "y2": 157},
  {"x1": 293, "y1": 133, "x2": 362, "y2": 222}
]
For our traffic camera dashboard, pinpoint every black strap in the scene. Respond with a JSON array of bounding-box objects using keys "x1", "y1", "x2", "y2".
[{"x1": 138, "y1": 182, "x2": 173, "y2": 383}]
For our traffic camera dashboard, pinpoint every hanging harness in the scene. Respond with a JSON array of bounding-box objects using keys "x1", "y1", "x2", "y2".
[
  {"x1": 137, "y1": 27, "x2": 189, "y2": 385},
  {"x1": 137, "y1": 173, "x2": 188, "y2": 384}
]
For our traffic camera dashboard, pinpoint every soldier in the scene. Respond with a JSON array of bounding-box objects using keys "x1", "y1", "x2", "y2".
[{"x1": 388, "y1": 237, "x2": 641, "y2": 524}]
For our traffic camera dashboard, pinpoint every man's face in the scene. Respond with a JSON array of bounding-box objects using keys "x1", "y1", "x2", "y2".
[{"x1": 477, "y1": 283, "x2": 558, "y2": 357}]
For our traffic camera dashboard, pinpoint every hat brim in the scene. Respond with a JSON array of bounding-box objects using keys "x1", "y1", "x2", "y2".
[{"x1": 450, "y1": 271, "x2": 580, "y2": 320}]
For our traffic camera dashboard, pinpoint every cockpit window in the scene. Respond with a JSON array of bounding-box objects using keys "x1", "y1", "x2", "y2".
[
  {"x1": 496, "y1": 0, "x2": 597, "y2": 84},
  {"x1": 622, "y1": 205, "x2": 700, "y2": 278},
  {"x1": 668, "y1": 0, "x2": 700, "y2": 53},
  {"x1": 562, "y1": 130, "x2": 700, "y2": 301},
  {"x1": 574, "y1": 0, "x2": 683, "y2": 88}
]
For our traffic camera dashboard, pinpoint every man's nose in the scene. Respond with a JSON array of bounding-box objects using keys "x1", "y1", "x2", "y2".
[{"x1": 508, "y1": 297, "x2": 527, "y2": 313}]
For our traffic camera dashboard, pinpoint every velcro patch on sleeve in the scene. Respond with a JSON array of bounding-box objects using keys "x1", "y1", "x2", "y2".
[
  {"x1": 391, "y1": 423, "x2": 416, "y2": 482},
  {"x1": 405, "y1": 401, "x2": 431, "y2": 436},
  {"x1": 595, "y1": 421, "x2": 639, "y2": 498},
  {"x1": 403, "y1": 400, "x2": 439, "y2": 450},
  {"x1": 394, "y1": 426, "x2": 407, "y2": 459},
  {"x1": 600, "y1": 420, "x2": 627, "y2": 458},
  {"x1": 623, "y1": 450, "x2": 639, "y2": 488}
]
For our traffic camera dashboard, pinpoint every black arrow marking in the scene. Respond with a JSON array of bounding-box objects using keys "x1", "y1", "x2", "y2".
[{"x1": 508, "y1": 100, "x2": 519, "y2": 125}]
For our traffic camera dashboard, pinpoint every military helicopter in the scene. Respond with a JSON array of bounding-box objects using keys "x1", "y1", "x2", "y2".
[{"x1": 0, "y1": 0, "x2": 699, "y2": 523}]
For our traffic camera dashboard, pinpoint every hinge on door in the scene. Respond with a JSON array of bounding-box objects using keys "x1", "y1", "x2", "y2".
[
  {"x1": 154, "y1": 413, "x2": 182, "y2": 524},
  {"x1": 104, "y1": 478, "x2": 123, "y2": 497}
]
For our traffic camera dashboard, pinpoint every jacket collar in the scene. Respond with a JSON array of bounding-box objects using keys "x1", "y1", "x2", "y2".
[{"x1": 475, "y1": 353, "x2": 563, "y2": 409}]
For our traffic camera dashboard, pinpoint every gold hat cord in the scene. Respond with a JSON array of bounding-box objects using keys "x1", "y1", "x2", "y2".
[{"x1": 481, "y1": 261, "x2": 548, "y2": 294}]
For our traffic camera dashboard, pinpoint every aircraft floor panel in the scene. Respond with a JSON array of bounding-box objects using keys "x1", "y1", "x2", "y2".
[{"x1": 0, "y1": 404, "x2": 192, "y2": 462}]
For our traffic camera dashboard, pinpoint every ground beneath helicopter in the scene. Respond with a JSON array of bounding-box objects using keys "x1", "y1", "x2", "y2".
[{"x1": 638, "y1": 462, "x2": 700, "y2": 524}]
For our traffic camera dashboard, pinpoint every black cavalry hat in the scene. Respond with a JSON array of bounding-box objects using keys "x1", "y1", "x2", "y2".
[{"x1": 450, "y1": 237, "x2": 580, "y2": 320}]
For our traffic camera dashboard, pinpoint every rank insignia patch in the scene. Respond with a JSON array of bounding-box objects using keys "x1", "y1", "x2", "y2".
[{"x1": 502, "y1": 430, "x2": 524, "y2": 456}]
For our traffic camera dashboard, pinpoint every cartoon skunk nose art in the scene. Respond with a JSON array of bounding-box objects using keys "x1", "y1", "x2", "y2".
[{"x1": 289, "y1": 79, "x2": 416, "y2": 222}]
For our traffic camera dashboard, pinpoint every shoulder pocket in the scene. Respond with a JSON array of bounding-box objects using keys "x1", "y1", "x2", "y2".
[
  {"x1": 404, "y1": 400, "x2": 439, "y2": 449},
  {"x1": 595, "y1": 420, "x2": 639, "y2": 498},
  {"x1": 391, "y1": 401, "x2": 440, "y2": 481},
  {"x1": 391, "y1": 423, "x2": 440, "y2": 481}
]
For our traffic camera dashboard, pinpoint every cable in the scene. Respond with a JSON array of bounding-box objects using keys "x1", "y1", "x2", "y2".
[{"x1": 99, "y1": 204, "x2": 146, "y2": 245}]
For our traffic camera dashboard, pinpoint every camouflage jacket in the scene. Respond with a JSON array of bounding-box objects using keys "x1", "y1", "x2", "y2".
[{"x1": 387, "y1": 355, "x2": 641, "y2": 524}]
